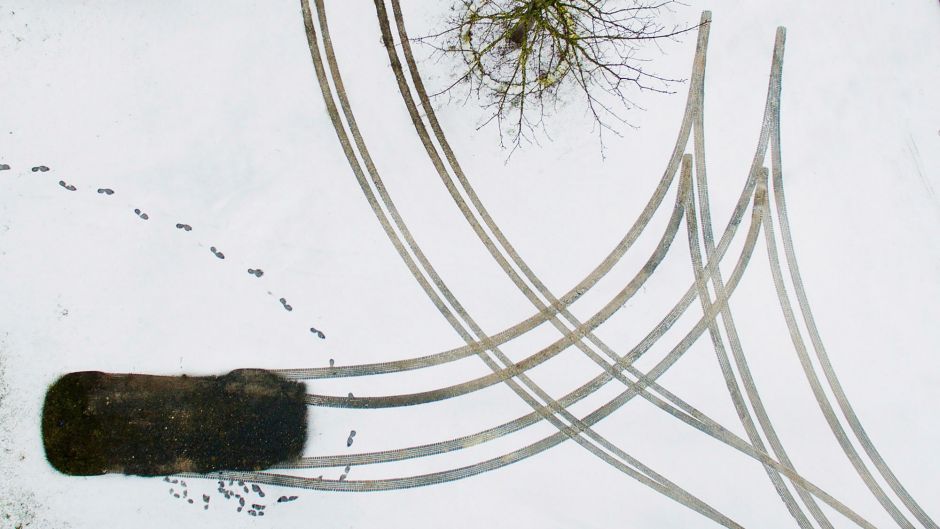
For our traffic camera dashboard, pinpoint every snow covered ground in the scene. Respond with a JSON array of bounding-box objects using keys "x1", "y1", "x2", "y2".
[{"x1": 1, "y1": 1, "x2": 937, "y2": 528}]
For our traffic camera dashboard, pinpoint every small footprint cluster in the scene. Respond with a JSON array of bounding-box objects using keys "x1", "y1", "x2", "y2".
[
  {"x1": 4, "y1": 163, "x2": 329, "y2": 342},
  {"x1": 164, "y1": 478, "x2": 207, "y2": 509},
  {"x1": 162, "y1": 476, "x2": 302, "y2": 516}
]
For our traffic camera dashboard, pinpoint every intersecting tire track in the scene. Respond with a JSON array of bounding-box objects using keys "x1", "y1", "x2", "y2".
[
  {"x1": 175, "y1": 4, "x2": 936, "y2": 528},
  {"x1": 202, "y1": 3, "x2": 872, "y2": 524},
  {"x1": 283, "y1": 0, "x2": 742, "y2": 524}
]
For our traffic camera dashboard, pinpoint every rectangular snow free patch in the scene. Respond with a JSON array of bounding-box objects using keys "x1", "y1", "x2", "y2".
[{"x1": 41, "y1": 369, "x2": 307, "y2": 476}]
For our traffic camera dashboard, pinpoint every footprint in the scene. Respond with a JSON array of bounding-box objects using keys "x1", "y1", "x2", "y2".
[
  {"x1": 96, "y1": 188, "x2": 114, "y2": 195},
  {"x1": 279, "y1": 298, "x2": 292, "y2": 311},
  {"x1": 0, "y1": 164, "x2": 10, "y2": 171},
  {"x1": 247, "y1": 268, "x2": 263, "y2": 277},
  {"x1": 210, "y1": 246, "x2": 225, "y2": 259},
  {"x1": 58, "y1": 181, "x2": 76, "y2": 191},
  {"x1": 309, "y1": 327, "x2": 326, "y2": 339},
  {"x1": 175, "y1": 223, "x2": 192, "y2": 231},
  {"x1": 329, "y1": 358, "x2": 335, "y2": 367}
]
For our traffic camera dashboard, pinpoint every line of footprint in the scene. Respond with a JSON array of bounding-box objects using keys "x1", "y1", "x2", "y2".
[
  {"x1": 6, "y1": 162, "x2": 366, "y2": 505},
  {"x1": 5, "y1": 164, "x2": 328, "y2": 342}
]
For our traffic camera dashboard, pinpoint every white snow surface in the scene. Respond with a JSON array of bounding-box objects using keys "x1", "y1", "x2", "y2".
[{"x1": 0, "y1": 1, "x2": 938, "y2": 528}]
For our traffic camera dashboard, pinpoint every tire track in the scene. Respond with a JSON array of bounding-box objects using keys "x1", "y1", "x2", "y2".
[
  {"x1": 321, "y1": 0, "x2": 700, "y2": 412},
  {"x1": 272, "y1": 6, "x2": 703, "y2": 381},
  {"x1": 687, "y1": 164, "x2": 817, "y2": 528},
  {"x1": 298, "y1": 0, "x2": 738, "y2": 524},
  {"x1": 221, "y1": 176, "x2": 877, "y2": 529},
  {"x1": 763, "y1": 166, "x2": 916, "y2": 528},
  {"x1": 279, "y1": 180, "x2": 764, "y2": 469},
  {"x1": 302, "y1": 175, "x2": 685, "y2": 408},
  {"x1": 687, "y1": 28, "x2": 828, "y2": 529},
  {"x1": 230, "y1": 9, "x2": 877, "y2": 526},
  {"x1": 372, "y1": 6, "x2": 814, "y2": 527},
  {"x1": 766, "y1": 69, "x2": 937, "y2": 528}
]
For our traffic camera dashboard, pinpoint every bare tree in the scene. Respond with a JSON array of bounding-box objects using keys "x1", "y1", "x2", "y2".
[{"x1": 419, "y1": 0, "x2": 697, "y2": 155}]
